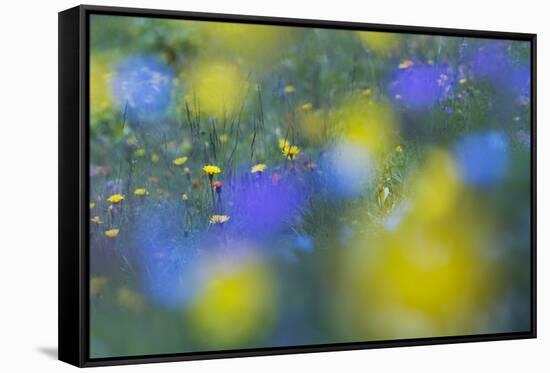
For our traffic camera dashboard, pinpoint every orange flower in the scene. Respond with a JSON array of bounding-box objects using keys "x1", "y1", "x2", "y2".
[{"x1": 212, "y1": 181, "x2": 223, "y2": 194}]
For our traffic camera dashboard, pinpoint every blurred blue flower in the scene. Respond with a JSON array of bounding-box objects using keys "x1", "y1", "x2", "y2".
[
  {"x1": 225, "y1": 171, "x2": 307, "y2": 242},
  {"x1": 470, "y1": 42, "x2": 530, "y2": 95},
  {"x1": 319, "y1": 142, "x2": 374, "y2": 199},
  {"x1": 454, "y1": 131, "x2": 509, "y2": 187},
  {"x1": 508, "y1": 63, "x2": 531, "y2": 95},
  {"x1": 293, "y1": 234, "x2": 314, "y2": 254},
  {"x1": 112, "y1": 55, "x2": 174, "y2": 118},
  {"x1": 134, "y1": 203, "x2": 199, "y2": 310},
  {"x1": 389, "y1": 64, "x2": 455, "y2": 109},
  {"x1": 471, "y1": 42, "x2": 509, "y2": 79}
]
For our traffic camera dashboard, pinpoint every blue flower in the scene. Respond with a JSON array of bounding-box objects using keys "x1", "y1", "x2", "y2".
[
  {"x1": 319, "y1": 142, "x2": 374, "y2": 199},
  {"x1": 134, "y1": 203, "x2": 199, "y2": 310},
  {"x1": 389, "y1": 64, "x2": 455, "y2": 109},
  {"x1": 470, "y1": 41, "x2": 530, "y2": 96},
  {"x1": 112, "y1": 55, "x2": 174, "y2": 118},
  {"x1": 225, "y1": 170, "x2": 307, "y2": 242},
  {"x1": 454, "y1": 131, "x2": 509, "y2": 187},
  {"x1": 293, "y1": 234, "x2": 314, "y2": 254}
]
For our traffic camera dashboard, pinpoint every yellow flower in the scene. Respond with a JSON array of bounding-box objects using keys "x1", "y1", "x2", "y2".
[
  {"x1": 278, "y1": 138, "x2": 290, "y2": 149},
  {"x1": 395, "y1": 145, "x2": 403, "y2": 153},
  {"x1": 173, "y1": 156, "x2": 188, "y2": 166},
  {"x1": 301, "y1": 103, "x2": 313, "y2": 111},
  {"x1": 134, "y1": 188, "x2": 148, "y2": 196},
  {"x1": 459, "y1": 78, "x2": 468, "y2": 85},
  {"x1": 184, "y1": 167, "x2": 191, "y2": 175},
  {"x1": 282, "y1": 145, "x2": 300, "y2": 160},
  {"x1": 134, "y1": 148, "x2": 146, "y2": 157},
  {"x1": 107, "y1": 194, "x2": 124, "y2": 204},
  {"x1": 219, "y1": 134, "x2": 229, "y2": 144},
  {"x1": 90, "y1": 216, "x2": 102, "y2": 224},
  {"x1": 105, "y1": 228, "x2": 119, "y2": 238},
  {"x1": 90, "y1": 276, "x2": 109, "y2": 297},
  {"x1": 117, "y1": 287, "x2": 144, "y2": 312},
  {"x1": 126, "y1": 136, "x2": 138, "y2": 146},
  {"x1": 251, "y1": 163, "x2": 267, "y2": 173},
  {"x1": 284, "y1": 84, "x2": 295, "y2": 93},
  {"x1": 181, "y1": 193, "x2": 189, "y2": 201},
  {"x1": 151, "y1": 153, "x2": 160, "y2": 163},
  {"x1": 357, "y1": 31, "x2": 400, "y2": 54},
  {"x1": 89, "y1": 202, "x2": 95, "y2": 209},
  {"x1": 210, "y1": 215, "x2": 230, "y2": 225},
  {"x1": 186, "y1": 62, "x2": 246, "y2": 118},
  {"x1": 203, "y1": 165, "x2": 221, "y2": 176},
  {"x1": 187, "y1": 257, "x2": 276, "y2": 347}
]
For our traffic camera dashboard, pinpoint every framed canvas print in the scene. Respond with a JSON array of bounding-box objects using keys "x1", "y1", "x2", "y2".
[{"x1": 58, "y1": 5, "x2": 537, "y2": 367}]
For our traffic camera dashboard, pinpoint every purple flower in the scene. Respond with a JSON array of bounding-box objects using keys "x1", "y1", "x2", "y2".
[
  {"x1": 389, "y1": 64, "x2": 455, "y2": 109},
  {"x1": 225, "y1": 172, "x2": 307, "y2": 242},
  {"x1": 470, "y1": 41, "x2": 530, "y2": 96}
]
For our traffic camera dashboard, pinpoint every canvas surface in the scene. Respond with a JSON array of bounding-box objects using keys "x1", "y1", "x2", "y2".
[{"x1": 88, "y1": 14, "x2": 532, "y2": 358}]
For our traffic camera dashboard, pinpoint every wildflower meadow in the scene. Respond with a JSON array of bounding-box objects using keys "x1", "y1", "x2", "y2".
[{"x1": 88, "y1": 15, "x2": 532, "y2": 358}]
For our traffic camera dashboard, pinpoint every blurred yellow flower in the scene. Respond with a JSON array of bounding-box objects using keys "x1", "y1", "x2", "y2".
[
  {"x1": 90, "y1": 276, "x2": 109, "y2": 297},
  {"x1": 117, "y1": 287, "x2": 144, "y2": 312},
  {"x1": 395, "y1": 145, "x2": 403, "y2": 153},
  {"x1": 181, "y1": 193, "x2": 189, "y2": 201},
  {"x1": 335, "y1": 96, "x2": 398, "y2": 156},
  {"x1": 188, "y1": 256, "x2": 276, "y2": 347},
  {"x1": 107, "y1": 194, "x2": 124, "y2": 204},
  {"x1": 89, "y1": 202, "x2": 95, "y2": 209},
  {"x1": 338, "y1": 191, "x2": 497, "y2": 339},
  {"x1": 203, "y1": 165, "x2": 221, "y2": 175},
  {"x1": 358, "y1": 31, "x2": 400, "y2": 54},
  {"x1": 134, "y1": 188, "x2": 149, "y2": 196},
  {"x1": 410, "y1": 150, "x2": 460, "y2": 222},
  {"x1": 210, "y1": 215, "x2": 230, "y2": 225},
  {"x1": 284, "y1": 85, "x2": 295, "y2": 93},
  {"x1": 251, "y1": 163, "x2": 267, "y2": 173},
  {"x1": 196, "y1": 22, "x2": 292, "y2": 72},
  {"x1": 105, "y1": 228, "x2": 119, "y2": 238},
  {"x1": 151, "y1": 153, "x2": 160, "y2": 163},
  {"x1": 90, "y1": 55, "x2": 113, "y2": 115},
  {"x1": 300, "y1": 103, "x2": 313, "y2": 111},
  {"x1": 134, "y1": 148, "x2": 146, "y2": 157},
  {"x1": 90, "y1": 216, "x2": 102, "y2": 224},
  {"x1": 219, "y1": 134, "x2": 229, "y2": 144},
  {"x1": 187, "y1": 62, "x2": 246, "y2": 118},
  {"x1": 173, "y1": 156, "x2": 188, "y2": 166},
  {"x1": 126, "y1": 135, "x2": 138, "y2": 146},
  {"x1": 282, "y1": 145, "x2": 300, "y2": 160}
]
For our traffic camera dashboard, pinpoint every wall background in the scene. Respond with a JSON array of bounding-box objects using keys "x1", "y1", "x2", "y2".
[{"x1": 0, "y1": 0, "x2": 546, "y2": 371}]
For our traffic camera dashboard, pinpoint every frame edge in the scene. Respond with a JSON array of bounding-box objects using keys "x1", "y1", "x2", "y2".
[
  {"x1": 58, "y1": 5, "x2": 86, "y2": 368},
  {"x1": 64, "y1": 4, "x2": 537, "y2": 367}
]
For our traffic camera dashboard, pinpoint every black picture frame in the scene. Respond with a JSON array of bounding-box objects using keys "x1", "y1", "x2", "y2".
[{"x1": 59, "y1": 4, "x2": 537, "y2": 367}]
